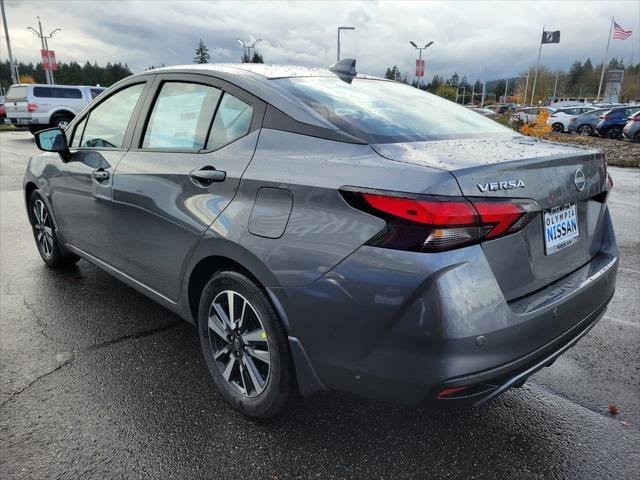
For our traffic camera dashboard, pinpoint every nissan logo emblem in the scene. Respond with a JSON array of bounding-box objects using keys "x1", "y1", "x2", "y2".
[{"x1": 574, "y1": 168, "x2": 586, "y2": 192}]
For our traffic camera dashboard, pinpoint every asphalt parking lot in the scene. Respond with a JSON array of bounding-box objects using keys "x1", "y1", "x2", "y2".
[{"x1": 1, "y1": 130, "x2": 638, "y2": 480}]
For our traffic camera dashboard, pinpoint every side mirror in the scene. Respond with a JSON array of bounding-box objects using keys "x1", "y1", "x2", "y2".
[{"x1": 34, "y1": 128, "x2": 70, "y2": 159}]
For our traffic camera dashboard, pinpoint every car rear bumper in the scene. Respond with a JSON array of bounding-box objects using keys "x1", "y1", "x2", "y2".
[
  {"x1": 6, "y1": 115, "x2": 43, "y2": 126},
  {"x1": 272, "y1": 207, "x2": 618, "y2": 406}
]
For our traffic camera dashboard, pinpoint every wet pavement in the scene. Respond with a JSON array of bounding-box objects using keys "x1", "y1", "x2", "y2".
[{"x1": 1, "y1": 130, "x2": 638, "y2": 479}]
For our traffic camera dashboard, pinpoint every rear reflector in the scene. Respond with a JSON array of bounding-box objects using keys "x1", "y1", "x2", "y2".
[
  {"x1": 341, "y1": 189, "x2": 540, "y2": 252},
  {"x1": 437, "y1": 386, "x2": 469, "y2": 398}
]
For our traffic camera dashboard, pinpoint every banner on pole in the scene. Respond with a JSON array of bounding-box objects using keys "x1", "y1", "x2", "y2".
[
  {"x1": 41, "y1": 50, "x2": 58, "y2": 71},
  {"x1": 415, "y1": 59, "x2": 425, "y2": 77}
]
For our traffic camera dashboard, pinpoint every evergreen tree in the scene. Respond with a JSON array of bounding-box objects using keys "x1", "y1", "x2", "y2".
[
  {"x1": 193, "y1": 39, "x2": 210, "y2": 64},
  {"x1": 251, "y1": 52, "x2": 264, "y2": 63}
]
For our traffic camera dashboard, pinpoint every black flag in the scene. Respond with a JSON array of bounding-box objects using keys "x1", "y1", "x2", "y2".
[{"x1": 541, "y1": 30, "x2": 560, "y2": 44}]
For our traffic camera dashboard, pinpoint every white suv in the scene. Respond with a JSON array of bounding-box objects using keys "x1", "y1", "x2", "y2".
[
  {"x1": 4, "y1": 84, "x2": 105, "y2": 133},
  {"x1": 546, "y1": 106, "x2": 597, "y2": 133}
]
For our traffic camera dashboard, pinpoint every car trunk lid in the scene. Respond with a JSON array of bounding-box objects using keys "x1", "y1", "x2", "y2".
[{"x1": 372, "y1": 135, "x2": 608, "y2": 300}]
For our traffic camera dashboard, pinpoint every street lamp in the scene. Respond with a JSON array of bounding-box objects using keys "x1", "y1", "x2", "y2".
[
  {"x1": 337, "y1": 26, "x2": 355, "y2": 61},
  {"x1": 237, "y1": 38, "x2": 262, "y2": 62},
  {"x1": 409, "y1": 40, "x2": 434, "y2": 87},
  {"x1": 27, "y1": 17, "x2": 61, "y2": 85}
]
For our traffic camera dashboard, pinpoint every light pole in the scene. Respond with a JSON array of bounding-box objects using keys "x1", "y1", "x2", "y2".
[
  {"x1": 237, "y1": 38, "x2": 262, "y2": 63},
  {"x1": 28, "y1": 17, "x2": 61, "y2": 84},
  {"x1": 409, "y1": 40, "x2": 434, "y2": 87},
  {"x1": 337, "y1": 26, "x2": 355, "y2": 61},
  {"x1": 0, "y1": 0, "x2": 19, "y2": 84}
]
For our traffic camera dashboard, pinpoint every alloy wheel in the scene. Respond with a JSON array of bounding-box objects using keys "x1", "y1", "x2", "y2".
[
  {"x1": 578, "y1": 125, "x2": 592, "y2": 136},
  {"x1": 32, "y1": 199, "x2": 54, "y2": 259},
  {"x1": 56, "y1": 119, "x2": 70, "y2": 130},
  {"x1": 207, "y1": 290, "x2": 270, "y2": 397}
]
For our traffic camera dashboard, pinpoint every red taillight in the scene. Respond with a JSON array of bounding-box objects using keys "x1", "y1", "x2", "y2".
[
  {"x1": 27, "y1": 102, "x2": 38, "y2": 112},
  {"x1": 607, "y1": 172, "x2": 614, "y2": 190},
  {"x1": 341, "y1": 190, "x2": 540, "y2": 252},
  {"x1": 600, "y1": 115, "x2": 611, "y2": 120}
]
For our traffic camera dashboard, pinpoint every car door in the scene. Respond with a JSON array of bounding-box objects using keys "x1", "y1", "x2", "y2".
[
  {"x1": 106, "y1": 73, "x2": 265, "y2": 300},
  {"x1": 48, "y1": 79, "x2": 153, "y2": 257}
]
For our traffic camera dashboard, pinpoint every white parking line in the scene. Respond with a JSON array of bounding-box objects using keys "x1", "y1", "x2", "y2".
[{"x1": 605, "y1": 315, "x2": 639, "y2": 327}]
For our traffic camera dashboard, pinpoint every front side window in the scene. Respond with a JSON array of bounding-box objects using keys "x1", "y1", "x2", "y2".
[
  {"x1": 206, "y1": 93, "x2": 253, "y2": 150},
  {"x1": 79, "y1": 83, "x2": 144, "y2": 149},
  {"x1": 143, "y1": 82, "x2": 221, "y2": 150},
  {"x1": 275, "y1": 77, "x2": 510, "y2": 143}
]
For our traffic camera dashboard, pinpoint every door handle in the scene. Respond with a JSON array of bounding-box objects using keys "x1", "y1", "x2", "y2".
[
  {"x1": 189, "y1": 167, "x2": 226, "y2": 184},
  {"x1": 92, "y1": 168, "x2": 110, "y2": 182}
]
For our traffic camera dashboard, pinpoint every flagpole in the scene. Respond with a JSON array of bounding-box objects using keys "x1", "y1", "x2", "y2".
[
  {"x1": 596, "y1": 17, "x2": 614, "y2": 102},
  {"x1": 530, "y1": 25, "x2": 544, "y2": 106}
]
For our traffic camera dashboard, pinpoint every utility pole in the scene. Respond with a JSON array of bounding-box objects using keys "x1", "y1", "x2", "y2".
[
  {"x1": 337, "y1": 26, "x2": 355, "y2": 61},
  {"x1": 504, "y1": 76, "x2": 508, "y2": 103},
  {"x1": 523, "y1": 70, "x2": 530, "y2": 106},
  {"x1": 409, "y1": 40, "x2": 434, "y2": 88},
  {"x1": 553, "y1": 71, "x2": 559, "y2": 99},
  {"x1": 480, "y1": 68, "x2": 487, "y2": 107},
  {"x1": 0, "y1": 0, "x2": 19, "y2": 84},
  {"x1": 27, "y1": 17, "x2": 61, "y2": 85},
  {"x1": 237, "y1": 38, "x2": 262, "y2": 62}
]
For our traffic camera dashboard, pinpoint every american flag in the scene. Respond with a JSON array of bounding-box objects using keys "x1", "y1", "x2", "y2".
[{"x1": 612, "y1": 20, "x2": 632, "y2": 40}]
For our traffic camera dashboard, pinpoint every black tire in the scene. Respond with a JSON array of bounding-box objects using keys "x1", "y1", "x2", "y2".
[
  {"x1": 28, "y1": 190, "x2": 80, "y2": 268},
  {"x1": 52, "y1": 115, "x2": 73, "y2": 130},
  {"x1": 577, "y1": 124, "x2": 593, "y2": 136},
  {"x1": 605, "y1": 127, "x2": 622, "y2": 140},
  {"x1": 198, "y1": 270, "x2": 293, "y2": 418},
  {"x1": 552, "y1": 122, "x2": 564, "y2": 133},
  {"x1": 634, "y1": 131, "x2": 640, "y2": 143}
]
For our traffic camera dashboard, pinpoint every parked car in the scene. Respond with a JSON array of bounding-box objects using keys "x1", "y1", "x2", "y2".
[
  {"x1": 595, "y1": 106, "x2": 640, "y2": 139},
  {"x1": 622, "y1": 111, "x2": 640, "y2": 142},
  {"x1": 466, "y1": 106, "x2": 498, "y2": 117},
  {"x1": 510, "y1": 106, "x2": 555, "y2": 124},
  {"x1": 25, "y1": 62, "x2": 617, "y2": 418},
  {"x1": 0, "y1": 97, "x2": 6, "y2": 123},
  {"x1": 567, "y1": 108, "x2": 612, "y2": 136},
  {"x1": 546, "y1": 106, "x2": 598, "y2": 133},
  {"x1": 4, "y1": 83, "x2": 105, "y2": 133}
]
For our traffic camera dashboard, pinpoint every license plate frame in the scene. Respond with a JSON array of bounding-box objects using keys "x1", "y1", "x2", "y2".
[{"x1": 543, "y1": 203, "x2": 579, "y2": 255}]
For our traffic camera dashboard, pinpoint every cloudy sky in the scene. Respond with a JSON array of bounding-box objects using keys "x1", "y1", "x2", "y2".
[{"x1": 2, "y1": 0, "x2": 639, "y2": 81}]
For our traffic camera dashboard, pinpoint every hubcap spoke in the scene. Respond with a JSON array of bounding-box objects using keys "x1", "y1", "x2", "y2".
[
  {"x1": 246, "y1": 347, "x2": 270, "y2": 365},
  {"x1": 208, "y1": 315, "x2": 228, "y2": 341},
  {"x1": 213, "y1": 344, "x2": 231, "y2": 360},
  {"x1": 242, "y1": 355, "x2": 265, "y2": 395},
  {"x1": 237, "y1": 298, "x2": 248, "y2": 331},
  {"x1": 227, "y1": 291, "x2": 236, "y2": 329},
  {"x1": 241, "y1": 328, "x2": 267, "y2": 345},
  {"x1": 222, "y1": 356, "x2": 236, "y2": 382},
  {"x1": 212, "y1": 301, "x2": 233, "y2": 332}
]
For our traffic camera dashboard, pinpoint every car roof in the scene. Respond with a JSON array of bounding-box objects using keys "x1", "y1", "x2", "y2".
[
  {"x1": 149, "y1": 63, "x2": 385, "y2": 81},
  {"x1": 10, "y1": 84, "x2": 104, "y2": 89}
]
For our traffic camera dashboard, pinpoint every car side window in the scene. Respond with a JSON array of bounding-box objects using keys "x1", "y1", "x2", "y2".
[
  {"x1": 79, "y1": 83, "x2": 145, "y2": 149},
  {"x1": 142, "y1": 82, "x2": 221, "y2": 150},
  {"x1": 206, "y1": 93, "x2": 253, "y2": 151},
  {"x1": 90, "y1": 88, "x2": 104, "y2": 99}
]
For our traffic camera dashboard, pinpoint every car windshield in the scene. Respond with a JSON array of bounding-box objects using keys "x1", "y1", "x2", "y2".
[
  {"x1": 6, "y1": 86, "x2": 28, "y2": 101},
  {"x1": 274, "y1": 77, "x2": 511, "y2": 143}
]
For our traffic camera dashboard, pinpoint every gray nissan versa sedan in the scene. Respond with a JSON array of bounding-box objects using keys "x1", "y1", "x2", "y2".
[{"x1": 25, "y1": 61, "x2": 618, "y2": 417}]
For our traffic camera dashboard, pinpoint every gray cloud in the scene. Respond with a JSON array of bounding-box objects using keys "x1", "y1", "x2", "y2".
[{"x1": 2, "y1": 0, "x2": 639, "y2": 82}]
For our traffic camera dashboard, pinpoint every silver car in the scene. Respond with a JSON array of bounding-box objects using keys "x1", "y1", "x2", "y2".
[
  {"x1": 25, "y1": 62, "x2": 618, "y2": 417},
  {"x1": 622, "y1": 111, "x2": 640, "y2": 142},
  {"x1": 5, "y1": 83, "x2": 105, "y2": 133}
]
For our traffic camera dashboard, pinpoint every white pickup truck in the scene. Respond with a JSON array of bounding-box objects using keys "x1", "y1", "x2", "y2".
[{"x1": 4, "y1": 84, "x2": 105, "y2": 133}]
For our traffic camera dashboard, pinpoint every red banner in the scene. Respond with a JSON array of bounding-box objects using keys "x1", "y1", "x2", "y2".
[
  {"x1": 415, "y1": 59, "x2": 425, "y2": 77},
  {"x1": 41, "y1": 49, "x2": 58, "y2": 71}
]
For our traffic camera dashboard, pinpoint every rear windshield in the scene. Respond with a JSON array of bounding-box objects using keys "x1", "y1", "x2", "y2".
[
  {"x1": 274, "y1": 77, "x2": 511, "y2": 143},
  {"x1": 6, "y1": 86, "x2": 28, "y2": 101},
  {"x1": 33, "y1": 87, "x2": 83, "y2": 99}
]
